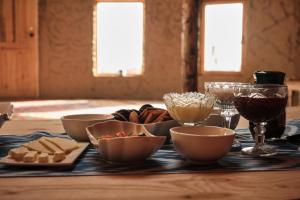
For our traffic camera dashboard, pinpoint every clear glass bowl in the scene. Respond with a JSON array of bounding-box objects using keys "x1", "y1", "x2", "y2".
[{"x1": 163, "y1": 92, "x2": 215, "y2": 126}]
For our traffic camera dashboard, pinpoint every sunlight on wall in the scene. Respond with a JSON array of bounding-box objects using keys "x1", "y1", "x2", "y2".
[
  {"x1": 96, "y1": 2, "x2": 144, "y2": 76},
  {"x1": 204, "y1": 3, "x2": 243, "y2": 72}
]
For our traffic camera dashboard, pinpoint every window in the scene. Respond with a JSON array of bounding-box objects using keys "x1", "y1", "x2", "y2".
[
  {"x1": 202, "y1": 1, "x2": 244, "y2": 72},
  {"x1": 94, "y1": 0, "x2": 144, "y2": 76}
]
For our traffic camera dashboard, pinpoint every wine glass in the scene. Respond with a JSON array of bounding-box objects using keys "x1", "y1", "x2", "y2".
[
  {"x1": 204, "y1": 82, "x2": 243, "y2": 127},
  {"x1": 233, "y1": 84, "x2": 288, "y2": 156},
  {"x1": 163, "y1": 92, "x2": 215, "y2": 126},
  {"x1": 205, "y1": 82, "x2": 243, "y2": 147}
]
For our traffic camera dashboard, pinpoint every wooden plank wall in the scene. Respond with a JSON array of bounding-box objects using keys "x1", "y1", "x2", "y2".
[
  {"x1": 0, "y1": 0, "x2": 39, "y2": 99},
  {"x1": 0, "y1": 0, "x2": 15, "y2": 43}
]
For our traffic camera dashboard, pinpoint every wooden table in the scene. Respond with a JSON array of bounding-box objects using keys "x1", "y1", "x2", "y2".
[{"x1": 1, "y1": 106, "x2": 300, "y2": 200}]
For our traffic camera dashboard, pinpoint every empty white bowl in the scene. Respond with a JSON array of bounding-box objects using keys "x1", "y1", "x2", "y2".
[
  {"x1": 170, "y1": 126, "x2": 235, "y2": 163},
  {"x1": 86, "y1": 120, "x2": 166, "y2": 164},
  {"x1": 143, "y1": 120, "x2": 180, "y2": 143},
  {"x1": 61, "y1": 114, "x2": 114, "y2": 141},
  {"x1": 0, "y1": 102, "x2": 13, "y2": 128}
]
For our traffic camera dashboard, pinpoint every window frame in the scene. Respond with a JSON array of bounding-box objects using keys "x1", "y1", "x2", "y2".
[
  {"x1": 93, "y1": 0, "x2": 145, "y2": 77},
  {"x1": 199, "y1": 0, "x2": 247, "y2": 76}
]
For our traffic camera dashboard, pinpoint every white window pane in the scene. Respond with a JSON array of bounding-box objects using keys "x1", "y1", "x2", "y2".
[
  {"x1": 204, "y1": 3, "x2": 243, "y2": 72},
  {"x1": 96, "y1": 3, "x2": 143, "y2": 75}
]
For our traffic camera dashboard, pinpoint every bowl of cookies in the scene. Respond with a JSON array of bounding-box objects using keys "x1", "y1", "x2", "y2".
[{"x1": 112, "y1": 104, "x2": 180, "y2": 143}]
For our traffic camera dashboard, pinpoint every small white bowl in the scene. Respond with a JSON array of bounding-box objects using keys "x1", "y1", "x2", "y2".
[
  {"x1": 0, "y1": 102, "x2": 13, "y2": 128},
  {"x1": 143, "y1": 120, "x2": 180, "y2": 143},
  {"x1": 86, "y1": 120, "x2": 166, "y2": 164},
  {"x1": 61, "y1": 114, "x2": 114, "y2": 141},
  {"x1": 170, "y1": 126, "x2": 235, "y2": 163}
]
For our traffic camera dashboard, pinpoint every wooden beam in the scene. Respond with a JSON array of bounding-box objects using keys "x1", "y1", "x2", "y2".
[{"x1": 182, "y1": 0, "x2": 199, "y2": 92}]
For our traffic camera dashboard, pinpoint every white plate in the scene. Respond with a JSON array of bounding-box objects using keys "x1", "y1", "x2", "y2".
[{"x1": 0, "y1": 143, "x2": 89, "y2": 167}]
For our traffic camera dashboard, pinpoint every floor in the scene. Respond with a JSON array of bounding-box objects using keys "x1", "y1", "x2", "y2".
[{"x1": 11, "y1": 99, "x2": 164, "y2": 120}]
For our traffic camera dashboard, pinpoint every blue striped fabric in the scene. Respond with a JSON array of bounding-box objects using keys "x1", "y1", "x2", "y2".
[{"x1": 0, "y1": 120, "x2": 300, "y2": 177}]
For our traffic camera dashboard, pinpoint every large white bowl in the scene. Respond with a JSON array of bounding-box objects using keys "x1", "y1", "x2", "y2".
[
  {"x1": 170, "y1": 126, "x2": 235, "y2": 163},
  {"x1": 61, "y1": 114, "x2": 114, "y2": 141},
  {"x1": 86, "y1": 120, "x2": 166, "y2": 164},
  {"x1": 0, "y1": 102, "x2": 13, "y2": 128}
]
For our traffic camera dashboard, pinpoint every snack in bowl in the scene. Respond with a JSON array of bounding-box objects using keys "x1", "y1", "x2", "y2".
[
  {"x1": 170, "y1": 126, "x2": 235, "y2": 164},
  {"x1": 112, "y1": 104, "x2": 173, "y2": 124},
  {"x1": 86, "y1": 120, "x2": 166, "y2": 164},
  {"x1": 112, "y1": 104, "x2": 179, "y2": 143},
  {"x1": 61, "y1": 114, "x2": 114, "y2": 141},
  {"x1": 98, "y1": 131, "x2": 146, "y2": 140},
  {"x1": 163, "y1": 92, "x2": 215, "y2": 125}
]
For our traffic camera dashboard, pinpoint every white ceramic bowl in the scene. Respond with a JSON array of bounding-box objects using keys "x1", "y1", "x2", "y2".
[
  {"x1": 86, "y1": 120, "x2": 166, "y2": 164},
  {"x1": 170, "y1": 126, "x2": 235, "y2": 163},
  {"x1": 61, "y1": 114, "x2": 114, "y2": 141},
  {"x1": 0, "y1": 102, "x2": 13, "y2": 128},
  {"x1": 143, "y1": 120, "x2": 180, "y2": 143}
]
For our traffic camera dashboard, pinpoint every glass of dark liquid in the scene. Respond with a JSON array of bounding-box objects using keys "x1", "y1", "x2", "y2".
[
  {"x1": 234, "y1": 84, "x2": 288, "y2": 156},
  {"x1": 250, "y1": 71, "x2": 286, "y2": 139}
]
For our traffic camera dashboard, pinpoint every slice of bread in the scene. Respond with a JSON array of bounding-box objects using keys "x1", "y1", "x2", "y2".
[
  {"x1": 45, "y1": 137, "x2": 79, "y2": 153},
  {"x1": 22, "y1": 140, "x2": 53, "y2": 154}
]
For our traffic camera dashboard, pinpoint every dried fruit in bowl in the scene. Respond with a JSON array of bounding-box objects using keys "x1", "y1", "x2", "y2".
[
  {"x1": 97, "y1": 131, "x2": 146, "y2": 140},
  {"x1": 112, "y1": 104, "x2": 173, "y2": 124}
]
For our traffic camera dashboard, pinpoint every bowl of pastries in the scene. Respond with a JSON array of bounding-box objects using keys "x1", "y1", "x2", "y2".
[{"x1": 112, "y1": 104, "x2": 180, "y2": 143}]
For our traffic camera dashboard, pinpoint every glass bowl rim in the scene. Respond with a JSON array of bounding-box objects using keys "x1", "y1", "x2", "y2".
[{"x1": 234, "y1": 83, "x2": 287, "y2": 89}]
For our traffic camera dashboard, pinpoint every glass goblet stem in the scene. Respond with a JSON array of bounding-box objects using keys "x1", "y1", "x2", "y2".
[
  {"x1": 254, "y1": 122, "x2": 267, "y2": 150},
  {"x1": 220, "y1": 109, "x2": 235, "y2": 129},
  {"x1": 223, "y1": 115, "x2": 232, "y2": 129},
  {"x1": 242, "y1": 121, "x2": 276, "y2": 156},
  {"x1": 220, "y1": 108, "x2": 240, "y2": 147}
]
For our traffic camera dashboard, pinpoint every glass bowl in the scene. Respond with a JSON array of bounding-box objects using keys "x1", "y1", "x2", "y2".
[{"x1": 163, "y1": 92, "x2": 215, "y2": 126}]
